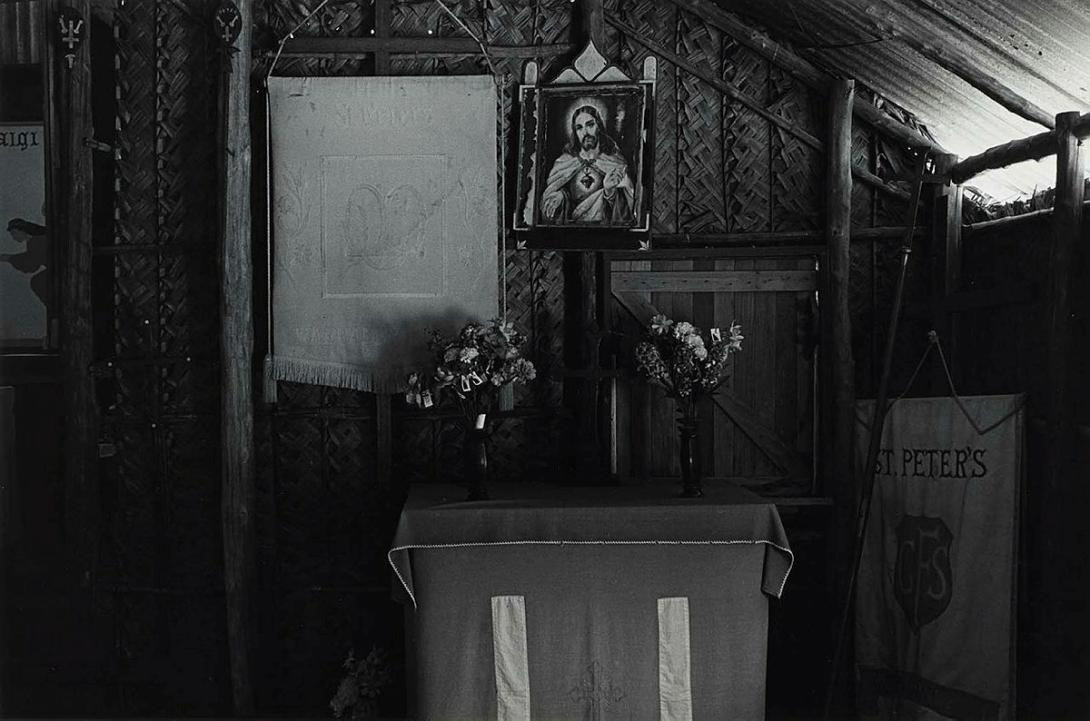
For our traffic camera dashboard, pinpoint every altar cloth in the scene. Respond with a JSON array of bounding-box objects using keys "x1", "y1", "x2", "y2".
[{"x1": 388, "y1": 483, "x2": 792, "y2": 720}]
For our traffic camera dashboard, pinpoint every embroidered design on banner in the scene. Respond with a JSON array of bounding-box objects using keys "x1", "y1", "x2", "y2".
[{"x1": 894, "y1": 514, "x2": 954, "y2": 631}]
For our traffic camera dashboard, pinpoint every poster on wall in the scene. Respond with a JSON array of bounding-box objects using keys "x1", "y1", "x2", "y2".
[
  {"x1": 0, "y1": 123, "x2": 49, "y2": 349},
  {"x1": 266, "y1": 75, "x2": 499, "y2": 396},
  {"x1": 854, "y1": 394, "x2": 1023, "y2": 721}
]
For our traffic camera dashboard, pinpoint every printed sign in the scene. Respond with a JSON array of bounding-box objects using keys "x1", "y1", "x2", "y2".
[{"x1": 0, "y1": 123, "x2": 49, "y2": 348}]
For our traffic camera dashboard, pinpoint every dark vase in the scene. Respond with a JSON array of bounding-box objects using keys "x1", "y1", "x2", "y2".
[
  {"x1": 677, "y1": 396, "x2": 704, "y2": 498},
  {"x1": 462, "y1": 426, "x2": 490, "y2": 501}
]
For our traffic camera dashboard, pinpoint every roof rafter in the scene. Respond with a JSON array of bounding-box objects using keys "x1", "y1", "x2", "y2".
[
  {"x1": 607, "y1": 14, "x2": 912, "y2": 201},
  {"x1": 661, "y1": 0, "x2": 946, "y2": 154},
  {"x1": 822, "y1": 0, "x2": 1056, "y2": 128}
]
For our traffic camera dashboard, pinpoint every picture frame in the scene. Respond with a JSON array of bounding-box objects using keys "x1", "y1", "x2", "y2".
[
  {"x1": 537, "y1": 82, "x2": 649, "y2": 229},
  {"x1": 514, "y1": 80, "x2": 653, "y2": 239}
]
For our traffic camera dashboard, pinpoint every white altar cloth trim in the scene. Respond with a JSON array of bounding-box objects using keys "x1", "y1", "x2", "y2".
[
  {"x1": 658, "y1": 597, "x2": 694, "y2": 721},
  {"x1": 492, "y1": 595, "x2": 531, "y2": 721}
]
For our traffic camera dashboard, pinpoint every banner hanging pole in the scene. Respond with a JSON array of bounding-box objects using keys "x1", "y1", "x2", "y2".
[{"x1": 822, "y1": 150, "x2": 931, "y2": 720}]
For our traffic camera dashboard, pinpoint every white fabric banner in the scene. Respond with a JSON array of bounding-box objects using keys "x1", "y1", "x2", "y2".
[
  {"x1": 855, "y1": 395, "x2": 1023, "y2": 721},
  {"x1": 267, "y1": 76, "x2": 498, "y2": 394}
]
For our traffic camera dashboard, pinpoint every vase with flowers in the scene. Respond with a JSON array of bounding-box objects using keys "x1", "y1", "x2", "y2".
[
  {"x1": 634, "y1": 314, "x2": 743, "y2": 497},
  {"x1": 405, "y1": 318, "x2": 537, "y2": 500}
]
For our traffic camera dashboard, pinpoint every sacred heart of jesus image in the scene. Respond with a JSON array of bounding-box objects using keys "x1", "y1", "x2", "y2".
[{"x1": 893, "y1": 514, "x2": 953, "y2": 632}]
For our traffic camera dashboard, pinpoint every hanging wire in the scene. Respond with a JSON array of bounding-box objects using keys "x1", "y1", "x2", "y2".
[
  {"x1": 856, "y1": 330, "x2": 1027, "y2": 437},
  {"x1": 433, "y1": 0, "x2": 509, "y2": 321},
  {"x1": 266, "y1": 0, "x2": 333, "y2": 82}
]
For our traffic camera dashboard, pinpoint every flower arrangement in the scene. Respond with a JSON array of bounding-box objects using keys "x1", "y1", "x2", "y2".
[
  {"x1": 634, "y1": 314, "x2": 743, "y2": 399},
  {"x1": 405, "y1": 318, "x2": 537, "y2": 425},
  {"x1": 330, "y1": 646, "x2": 393, "y2": 720}
]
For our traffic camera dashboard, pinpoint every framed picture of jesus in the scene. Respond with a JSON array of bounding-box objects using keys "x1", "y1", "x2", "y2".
[{"x1": 519, "y1": 82, "x2": 651, "y2": 232}]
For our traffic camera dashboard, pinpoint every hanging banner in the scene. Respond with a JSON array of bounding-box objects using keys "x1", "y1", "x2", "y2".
[
  {"x1": 267, "y1": 76, "x2": 498, "y2": 394},
  {"x1": 855, "y1": 395, "x2": 1023, "y2": 721}
]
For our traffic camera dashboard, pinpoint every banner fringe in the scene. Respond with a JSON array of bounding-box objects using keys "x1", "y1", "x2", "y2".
[{"x1": 268, "y1": 355, "x2": 408, "y2": 395}]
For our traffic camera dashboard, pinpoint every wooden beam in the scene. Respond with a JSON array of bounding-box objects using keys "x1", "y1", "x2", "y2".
[
  {"x1": 613, "y1": 270, "x2": 817, "y2": 293},
  {"x1": 277, "y1": 36, "x2": 572, "y2": 58},
  {"x1": 658, "y1": 0, "x2": 945, "y2": 154},
  {"x1": 964, "y1": 199, "x2": 1090, "y2": 233},
  {"x1": 373, "y1": 0, "x2": 390, "y2": 74},
  {"x1": 712, "y1": 392, "x2": 811, "y2": 480},
  {"x1": 219, "y1": 0, "x2": 256, "y2": 713},
  {"x1": 48, "y1": 0, "x2": 97, "y2": 582},
  {"x1": 908, "y1": 45, "x2": 1054, "y2": 129},
  {"x1": 852, "y1": 164, "x2": 911, "y2": 201},
  {"x1": 613, "y1": 290, "x2": 658, "y2": 326},
  {"x1": 948, "y1": 128, "x2": 1056, "y2": 184},
  {"x1": 606, "y1": 15, "x2": 824, "y2": 152}
]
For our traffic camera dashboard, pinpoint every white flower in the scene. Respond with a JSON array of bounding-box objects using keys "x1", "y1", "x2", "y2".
[
  {"x1": 459, "y1": 347, "x2": 479, "y2": 363},
  {"x1": 650, "y1": 314, "x2": 673, "y2": 335},
  {"x1": 674, "y1": 321, "x2": 695, "y2": 337}
]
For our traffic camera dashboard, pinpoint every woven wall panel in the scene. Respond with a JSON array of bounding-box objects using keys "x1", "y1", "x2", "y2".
[
  {"x1": 768, "y1": 67, "x2": 820, "y2": 231},
  {"x1": 528, "y1": 250, "x2": 564, "y2": 407},
  {"x1": 721, "y1": 38, "x2": 769, "y2": 233},
  {"x1": 849, "y1": 240, "x2": 876, "y2": 395},
  {"x1": 851, "y1": 126, "x2": 875, "y2": 229},
  {"x1": 158, "y1": 252, "x2": 219, "y2": 358},
  {"x1": 617, "y1": 0, "x2": 676, "y2": 233},
  {"x1": 532, "y1": 0, "x2": 570, "y2": 79},
  {"x1": 261, "y1": 0, "x2": 370, "y2": 37},
  {"x1": 111, "y1": 254, "x2": 159, "y2": 358},
  {"x1": 103, "y1": 423, "x2": 158, "y2": 586},
  {"x1": 114, "y1": 9, "x2": 157, "y2": 247},
  {"x1": 161, "y1": 420, "x2": 223, "y2": 589},
  {"x1": 160, "y1": 359, "x2": 219, "y2": 416},
  {"x1": 154, "y1": 2, "x2": 217, "y2": 247},
  {"x1": 484, "y1": 0, "x2": 535, "y2": 46},
  {"x1": 392, "y1": 0, "x2": 483, "y2": 38},
  {"x1": 675, "y1": 10, "x2": 724, "y2": 234}
]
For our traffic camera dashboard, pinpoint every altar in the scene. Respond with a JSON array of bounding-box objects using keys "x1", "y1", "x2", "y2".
[{"x1": 388, "y1": 483, "x2": 793, "y2": 720}]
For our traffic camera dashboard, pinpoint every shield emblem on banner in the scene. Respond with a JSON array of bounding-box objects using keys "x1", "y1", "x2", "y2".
[{"x1": 893, "y1": 515, "x2": 954, "y2": 631}]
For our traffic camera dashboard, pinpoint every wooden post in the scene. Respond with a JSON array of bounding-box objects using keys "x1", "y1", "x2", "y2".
[
  {"x1": 1046, "y1": 111, "x2": 1084, "y2": 536},
  {"x1": 569, "y1": 0, "x2": 607, "y2": 480},
  {"x1": 46, "y1": 0, "x2": 97, "y2": 582},
  {"x1": 826, "y1": 78, "x2": 855, "y2": 507},
  {"x1": 930, "y1": 153, "x2": 961, "y2": 391},
  {"x1": 824, "y1": 77, "x2": 855, "y2": 716},
  {"x1": 219, "y1": 0, "x2": 256, "y2": 713}
]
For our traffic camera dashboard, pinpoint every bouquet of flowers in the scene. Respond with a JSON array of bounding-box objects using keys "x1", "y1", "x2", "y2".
[
  {"x1": 634, "y1": 314, "x2": 743, "y2": 399},
  {"x1": 405, "y1": 318, "x2": 537, "y2": 425}
]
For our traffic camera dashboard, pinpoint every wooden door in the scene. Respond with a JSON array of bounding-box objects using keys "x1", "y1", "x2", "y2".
[{"x1": 609, "y1": 253, "x2": 819, "y2": 496}]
